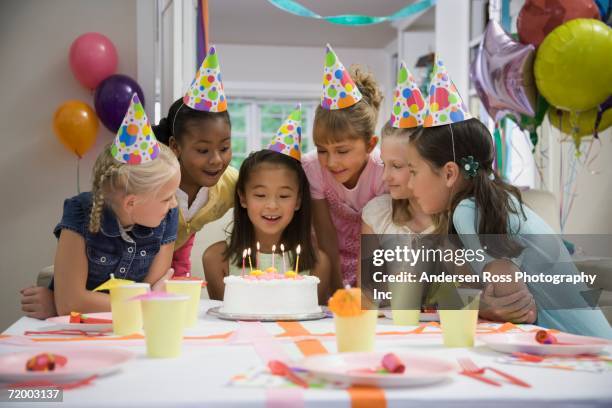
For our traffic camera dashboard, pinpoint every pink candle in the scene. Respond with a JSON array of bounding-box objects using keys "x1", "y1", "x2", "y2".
[
  {"x1": 272, "y1": 244, "x2": 276, "y2": 270},
  {"x1": 256, "y1": 242, "x2": 260, "y2": 269},
  {"x1": 247, "y1": 248, "x2": 253, "y2": 274}
]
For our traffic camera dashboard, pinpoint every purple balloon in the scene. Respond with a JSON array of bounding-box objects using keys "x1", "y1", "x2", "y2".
[
  {"x1": 470, "y1": 20, "x2": 537, "y2": 123},
  {"x1": 94, "y1": 74, "x2": 145, "y2": 132}
]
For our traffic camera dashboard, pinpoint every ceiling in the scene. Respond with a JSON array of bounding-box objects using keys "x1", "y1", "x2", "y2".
[{"x1": 208, "y1": 0, "x2": 435, "y2": 48}]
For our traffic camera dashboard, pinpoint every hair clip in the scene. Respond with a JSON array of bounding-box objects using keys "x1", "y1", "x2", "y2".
[{"x1": 459, "y1": 156, "x2": 479, "y2": 179}]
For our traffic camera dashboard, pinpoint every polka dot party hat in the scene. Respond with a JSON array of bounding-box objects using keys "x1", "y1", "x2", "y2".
[
  {"x1": 423, "y1": 56, "x2": 472, "y2": 127},
  {"x1": 391, "y1": 61, "x2": 427, "y2": 128},
  {"x1": 183, "y1": 45, "x2": 227, "y2": 112},
  {"x1": 267, "y1": 104, "x2": 302, "y2": 161},
  {"x1": 111, "y1": 93, "x2": 160, "y2": 165},
  {"x1": 321, "y1": 44, "x2": 362, "y2": 110}
]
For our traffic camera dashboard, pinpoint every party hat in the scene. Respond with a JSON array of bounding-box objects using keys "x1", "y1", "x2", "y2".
[
  {"x1": 423, "y1": 57, "x2": 472, "y2": 127},
  {"x1": 183, "y1": 45, "x2": 227, "y2": 112},
  {"x1": 111, "y1": 94, "x2": 160, "y2": 164},
  {"x1": 391, "y1": 62, "x2": 427, "y2": 128},
  {"x1": 266, "y1": 104, "x2": 302, "y2": 161},
  {"x1": 321, "y1": 44, "x2": 362, "y2": 110},
  {"x1": 93, "y1": 274, "x2": 134, "y2": 292}
]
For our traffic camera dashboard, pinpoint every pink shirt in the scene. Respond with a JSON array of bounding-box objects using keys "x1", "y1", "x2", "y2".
[{"x1": 302, "y1": 149, "x2": 387, "y2": 285}]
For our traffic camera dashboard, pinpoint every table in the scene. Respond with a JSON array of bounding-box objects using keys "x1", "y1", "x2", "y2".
[{"x1": 1, "y1": 300, "x2": 611, "y2": 407}]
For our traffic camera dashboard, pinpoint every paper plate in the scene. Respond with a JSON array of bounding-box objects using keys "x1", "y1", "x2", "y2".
[
  {"x1": 299, "y1": 352, "x2": 454, "y2": 387},
  {"x1": 0, "y1": 348, "x2": 134, "y2": 382},
  {"x1": 46, "y1": 313, "x2": 113, "y2": 332},
  {"x1": 207, "y1": 306, "x2": 326, "y2": 322},
  {"x1": 481, "y1": 332, "x2": 610, "y2": 356},
  {"x1": 382, "y1": 310, "x2": 439, "y2": 322}
]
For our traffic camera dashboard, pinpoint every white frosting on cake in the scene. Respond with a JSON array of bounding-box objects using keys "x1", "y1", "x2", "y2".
[{"x1": 220, "y1": 275, "x2": 321, "y2": 315}]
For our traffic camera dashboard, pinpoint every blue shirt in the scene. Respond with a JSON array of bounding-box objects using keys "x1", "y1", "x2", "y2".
[
  {"x1": 453, "y1": 197, "x2": 612, "y2": 339},
  {"x1": 51, "y1": 192, "x2": 179, "y2": 291}
]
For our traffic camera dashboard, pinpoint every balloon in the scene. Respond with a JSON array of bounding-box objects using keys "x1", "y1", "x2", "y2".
[
  {"x1": 594, "y1": 96, "x2": 612, "y2": 136},
  {"x1": 548, "y1": 106, "x2": 612, "y2": 137},
  {"x1": 534, "y1": 19, "x2": 612, "y2": 112},
  {"x1": 471, "y1": 20, "x2": 536, "y2": 122},
  {"x1": 517, "y1": 0, "x2": 600, "y2": 47},
  {"x1": 53, "y1": 100, "x2": 99, "y2": 158},
  {"x1": 69, "y1": 33, "x2": 118, "y2": 89},
  {"x1": 507, "y1": 95, "x2": 549, "y2": 148},
  {"x1": 94, "y1": 74, "x2": 145, "y2": 132}
]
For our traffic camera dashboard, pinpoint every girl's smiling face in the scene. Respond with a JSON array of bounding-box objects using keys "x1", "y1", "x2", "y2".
[
  {"x1": 315, "y1": 134, "x2": 377, "y2": 188},
  {"x1": 170, "y1": 118, "x2": 231, "y2": 188},
  {"x1": 239, "y1": 163, "x2": 300, "y2": 237},
  {"x1": 381, "y1": 136, "x2": 413, "y2": 200}
]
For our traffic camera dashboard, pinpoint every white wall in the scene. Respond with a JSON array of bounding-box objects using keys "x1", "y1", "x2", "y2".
[
  {"x1": 435, "y1": 0, "x2": 470, "y2": 99},
  {"x1": 217, "y1": 43, "x2": 393, "y2": 131},
  {"x1": 0, "y1": 0, "x2": 137, "y2": 330}
]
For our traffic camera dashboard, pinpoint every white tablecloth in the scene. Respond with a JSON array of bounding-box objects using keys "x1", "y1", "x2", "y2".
[{"x1": 1, "y1": 300, "x2": 611, "y2": 407}]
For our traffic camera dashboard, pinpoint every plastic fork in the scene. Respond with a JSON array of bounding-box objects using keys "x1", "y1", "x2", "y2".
[
  {"x1": 458, "y1": 357, "x2": 531, "y2": 388},
  {"x1": 268, "y1": 360, "x2": 308, "y2": 388}
]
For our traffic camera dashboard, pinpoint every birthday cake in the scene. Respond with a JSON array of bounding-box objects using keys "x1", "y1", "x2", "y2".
[{"x1": 220, "y1": 273, "x2": 321, "y2": 316}]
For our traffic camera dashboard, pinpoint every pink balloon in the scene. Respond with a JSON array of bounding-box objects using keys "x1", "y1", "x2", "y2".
[{"x1": 69, "y1": 33, "x2": 118, "y2": 90}]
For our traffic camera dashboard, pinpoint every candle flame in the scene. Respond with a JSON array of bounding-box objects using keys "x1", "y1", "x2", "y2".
[
  {"x1": 242, "y1": 249, "x2": 247, "y2": 258},
  {"x1": 296, "y1": 244, "x2": 301, "y2": 255}
]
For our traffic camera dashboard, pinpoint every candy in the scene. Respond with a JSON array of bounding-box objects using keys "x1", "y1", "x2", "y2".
[
  {"x1": 26, "y1": 353, "x2": 67, "y2": 372},
  {"x1": 535, "y1": 330, "x2": 558, "y2": 344},
  {"x1": 381, "y1": 353, "x2": 406, "y2": 374}
]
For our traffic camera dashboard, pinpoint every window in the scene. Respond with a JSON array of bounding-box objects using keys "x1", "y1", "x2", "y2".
[{"x1": 227, "y1": 100, "x2": 318, "y2": 169}]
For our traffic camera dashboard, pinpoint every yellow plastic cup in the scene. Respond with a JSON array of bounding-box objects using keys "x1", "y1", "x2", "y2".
[
  {"x1": 334, "y1": 310, "x2": 378, "y2": 352},
  {"x1": 141, "y1": 295, "x2": 188, "y2": 358},
  {"x1": 389, "y1": 281, "x2": 422, "y2": 326},
  {"x1": 110, "y1": 283, "x2": 150, "y2": 335},
  {"x1": 439, "y1": 288, "x2": 481, "y2": 348},
  {"x1": 165, "y1": 279, "x2": 203, "y2": 327}
]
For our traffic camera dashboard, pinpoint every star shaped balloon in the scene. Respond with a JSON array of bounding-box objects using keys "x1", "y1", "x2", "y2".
[{"x1": 471, "y1": 20, "x2": 537, "y2": 123}]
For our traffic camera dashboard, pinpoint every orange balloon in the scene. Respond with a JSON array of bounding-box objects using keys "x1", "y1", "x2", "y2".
[{"x1": 53, "y1": 100, "x2": 99, "y2": 157}]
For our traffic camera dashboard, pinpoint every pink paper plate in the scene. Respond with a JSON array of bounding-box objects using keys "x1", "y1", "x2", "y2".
[
  {"x1": 46, "y1": 313, "x2": 113, "y2": 332},
  {"x1": 0, "y1": 348, "x2": 134, "y2": 382},
  {"x1": 299, "y1": 352, "x2": 454, "y2": 387},
  {"x1": 481, "y1": 332, "x2": 610, "y2": 356}
]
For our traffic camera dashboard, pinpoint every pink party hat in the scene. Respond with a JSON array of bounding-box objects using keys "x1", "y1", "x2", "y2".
[
  {"x1": 183, "y1": 45, "x2": 227, "y2": 112},
  {"x1": 321, "y1": 44, "x2": 362, "y2": 110},
  {"x1": 266, "y1": 104, "x2": 302, "y2": 161},
  {"x1": 391, "y1": 61, "x2": 427, "y2": 128},
  {"x1": 111, "y1": 94, "x2": 160, "y2": 164},
  {"x1": 423, "y1": 56, "x2": 472, "y2": 127}
]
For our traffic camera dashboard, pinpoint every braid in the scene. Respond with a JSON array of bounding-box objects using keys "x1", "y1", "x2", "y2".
[{"x1": 88, "y1": 163, "x2": 120, "y2": 233}]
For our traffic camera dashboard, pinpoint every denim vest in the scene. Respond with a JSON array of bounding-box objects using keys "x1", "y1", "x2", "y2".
[{"x1": 51, "y1": 192, "x2": 178, "y2": 291}]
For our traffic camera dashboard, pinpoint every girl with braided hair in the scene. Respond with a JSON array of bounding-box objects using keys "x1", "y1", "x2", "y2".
[{"x1": 24, "y1": 95, "x2": 181, "y2": 317}]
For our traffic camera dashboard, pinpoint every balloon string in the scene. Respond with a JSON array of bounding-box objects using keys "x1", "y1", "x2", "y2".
[{"x1": 77, "y1": 156, "x2": 81, "y2": 194}]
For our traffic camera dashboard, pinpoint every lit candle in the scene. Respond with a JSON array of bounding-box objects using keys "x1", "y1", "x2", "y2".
[
  {"x1": 294, "y1": 245, "x2": 301, "y2": 275},
  {"x1": 247, "y1": 248, "x2": 253, "y2": 274},
  {"x1": 256, "y1": 242, "x2": 260, "y2": 269},
  {"x1": 280, "y1": 244, "x2": 286, "y2": 274},
  {"x1": 242, "y1": 249, "x2": 247, "y2": 277},
  {"x1": 271, "y1": 244, "x2": 276, "y2": 270}
]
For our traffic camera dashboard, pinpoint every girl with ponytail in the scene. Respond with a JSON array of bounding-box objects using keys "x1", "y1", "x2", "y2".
[
  {"x1": 404, "y1": 58, "x2": 611, "y2": 338},
  {"x1": 153, "y1": 45, "x2": 237, "y2": 278}
]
